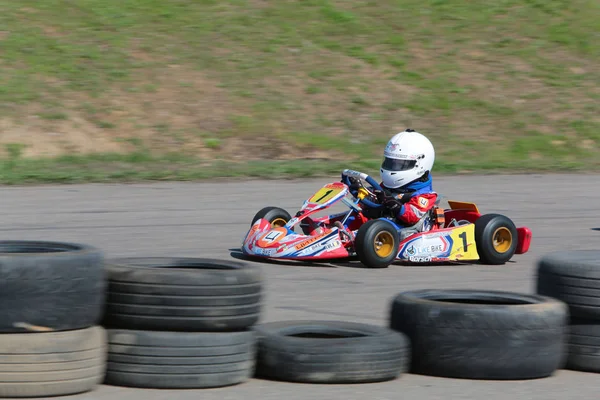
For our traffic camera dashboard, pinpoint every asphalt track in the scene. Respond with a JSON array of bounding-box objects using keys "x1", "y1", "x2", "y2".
[{"x1": 1, "y1": 173, "x2": 600, "y2": 400}]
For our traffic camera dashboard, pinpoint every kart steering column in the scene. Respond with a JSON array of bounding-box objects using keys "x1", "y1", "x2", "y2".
[{"x1": 341, "y1": 169, "x2": 384, "y2": 210}]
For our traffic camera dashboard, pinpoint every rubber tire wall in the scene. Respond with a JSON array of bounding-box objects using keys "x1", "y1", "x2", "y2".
[
  {"x1": 105, "y1": 329, "x2": 256, "y2": 389},
  {"x1": 103, "y1": 257, "x2": 263, "y2": 332},
  {"x1": 566, "y1": 319, "x2": 600, "y2": 372},
  {"x1": 536, "y1": 250, "x2": 600, "y2": 320},
  {"x1": 254, "y1": 320, "x2": 410, "y2": 384},
  {"x1": 0, "y1": 327, "x2": 106, "y2": 397},
  {"x1": 0, "y1": 241, "x2": 105, "y2": 333},
  {"x1": 389, "y1": 289, "x2": 568, "y2": 380}
]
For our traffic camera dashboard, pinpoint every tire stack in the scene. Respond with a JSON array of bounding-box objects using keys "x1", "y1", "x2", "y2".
[
  {"x1": 536, "y1": 250, "x2": 600, "y2": 373},
  {"x1": 388, "y1": 289, "x2": 569, "y2": 380},
  {"x1": 0, "y1": 240, "x2": 107, "y2": 398},
  {"x1": 101, "y1": 257, "x2": 263, "y2": 389},
  {"x1": 253, "y1": 320, "x2": 411, "y2": 384}
]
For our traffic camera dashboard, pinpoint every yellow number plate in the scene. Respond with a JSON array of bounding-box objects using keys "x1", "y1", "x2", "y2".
[
  {"x1": 448, "y1": 224, "x2": 480, "y2": 260},
  {"x1": 308, "y1": 185, "x2": 345, "y2": 205}
]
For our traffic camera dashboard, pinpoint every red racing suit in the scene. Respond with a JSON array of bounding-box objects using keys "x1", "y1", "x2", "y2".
[{"x1": 379, "y1": 173, "x2": 437, "y2": 227}]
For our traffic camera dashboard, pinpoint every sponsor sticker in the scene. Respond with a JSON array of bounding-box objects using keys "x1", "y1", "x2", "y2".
[
  {"x1": 254, "y1": 247, "x2": 274, "y2": 256},
  {"x1": 386, "y1": 143, "x2": 399, "y2": 152},
  {"x1": 294, "y1": 232, "x2": 328, "y2": 250},
  {"x1": 324, "y1": 239, "x2": 341, "y2": 251},
  {"x1": 410, "y1": 244, "x2": 444, "y2": 255},
  {"x1": 409, "y1": 256, "x2": 432, "y2": 262}
]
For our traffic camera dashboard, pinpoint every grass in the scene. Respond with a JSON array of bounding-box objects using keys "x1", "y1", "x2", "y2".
[
  {"x1": 1, "y1": 0, "x2": 599, "y2": 183},
  {"x1": 0, "y1": 149, "x2": 589, "y2": 186}
]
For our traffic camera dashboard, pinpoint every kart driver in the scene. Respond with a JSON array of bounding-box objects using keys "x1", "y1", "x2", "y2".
[{"x1": 351, "y1": 129, "x2": 438, "y2": 233}]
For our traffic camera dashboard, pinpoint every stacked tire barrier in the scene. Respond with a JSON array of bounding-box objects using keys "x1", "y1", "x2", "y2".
[
  {"x1": 536, "y1": 250, "x2": 600, "y2": 373},
  {"x1": 253, "y1": 320, "x2": 411, "y2": 384},
  {"x1": 2, "y1": 237, "x2": 597, "y2": 392},
  {"x1": 0, "y1": 241, "x2": 107, "y2": 398},
  {"x1": 389, "y1": 289, "x2": 569, "y2": 380},
  {"x1": 101, "y1": 257, "x2": 263, "y2": 389}
]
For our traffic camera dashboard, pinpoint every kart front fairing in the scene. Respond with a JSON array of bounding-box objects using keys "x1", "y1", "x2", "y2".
[{"x1": 242, "y1": 182, "x2": 358, "y2": 260}]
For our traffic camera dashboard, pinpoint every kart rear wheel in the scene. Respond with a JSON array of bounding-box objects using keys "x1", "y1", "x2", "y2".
[
  {"x1": 474, "y1": 214, "x2": 518, "y2": 265},
  {"x1": 355, "y1": 219, "x2": 399, "y2": 269},
  {"x1": 251, "y1": 206, "x2": 292, "y2": 228}
]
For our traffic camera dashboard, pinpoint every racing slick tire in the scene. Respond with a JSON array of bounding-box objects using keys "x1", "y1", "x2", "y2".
[
  {"x1": 104, "y1": 329, "x2": 256, "y2": 389},
  {"x1": 389, "y1": 289, "x2": 568, "y2": 380},
  {"x1": 565, "y1": 319, "x2": 600, "y2": 373},
  {"x1": 355, "y1": 219, "x2": 400, "y2": 268},
  {"x1": 254, "y1": 320, "x2": 410, "y2": 384},
  {"x1": 474, "y1": 214, "x2": 518, "y2": 265},
  {"x1": 536, "y1": 250, "x2": 600, "y2": 320},
  {"x1": 0, "y1": 326, "x2": 107, "y2": 398},
  {"x1": 103, "y1": 257, "x2": 263, "y2": 332},
  {"x1": 251, "y1": 207, "x2": 292, "y2": 228},
  {"x1": 0, "y1": 240, "x2": 105, "y2": 333}
]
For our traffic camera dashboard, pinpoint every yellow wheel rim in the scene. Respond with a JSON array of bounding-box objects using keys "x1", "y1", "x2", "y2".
[
  {"x1": 374, "y1": 231, "x2": 395, "y2": 258},
  {"x1": 493, "y1": 227, "x2": 512, "y2": 253},
  {"x1": 271, "y1": 218, "x2": 287, "y2": 228}
]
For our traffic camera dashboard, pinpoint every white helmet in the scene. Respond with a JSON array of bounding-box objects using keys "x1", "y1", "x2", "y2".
[{"x1": 380, "y1": 129, "x2": 435, "y2": 189}]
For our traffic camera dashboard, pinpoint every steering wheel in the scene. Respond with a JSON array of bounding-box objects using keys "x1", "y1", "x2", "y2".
[{"x1": 340, "y1": 169, "x2": 384, "y2": 209}]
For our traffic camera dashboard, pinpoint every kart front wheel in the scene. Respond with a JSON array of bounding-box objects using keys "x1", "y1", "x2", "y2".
[
  {"x1": 475, "y1": 214, "x2": 518, "y2": 265},
  {"x1": 251, "y1": 206, "x2": 292, "y2": 228},
  {"x1": 355, "y1": 219, "x2": 400, "y2": 269}
]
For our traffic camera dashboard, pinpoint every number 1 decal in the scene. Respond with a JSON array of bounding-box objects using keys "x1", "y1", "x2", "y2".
[
  {"x1": 314, "y1": 189, "x2": 333, "y2": 203},
  {"x1": 309, "y1": 187, "x2": 340, "y2": 204},
  {"x1": 459, "y1": 231, "x2": 468, "y2": 251}
]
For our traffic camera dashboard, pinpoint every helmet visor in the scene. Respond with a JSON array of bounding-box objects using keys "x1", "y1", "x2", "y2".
[{"x1": 382, "y1": 157, "x2": 416, "y2": 171}]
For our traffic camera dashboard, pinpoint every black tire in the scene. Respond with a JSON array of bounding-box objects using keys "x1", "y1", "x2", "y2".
[
  {"x1": 105, "y1": 329, "x2": 256, "y2": 389},
  {"x1": 103, "y1": 257, "x2": 263, "y2": 332},
  {"x1": 474, "y1": 214, "x2": 518, "y2": 265},
  {"x1": 354, "y1": 219, "x2": 399, "y2": 269},
  {"x1": 566, "y1": 319, "x2": 600, "y2": 373},
  {"x1": 251, "y1": 206, "x2": 292, "y2": 227},
  {"x1": 536, "y1": 250, "x2": 600, "y2": 320},
  {"x1": 0, "y1": 240, "x2": 105, "y2": 333},
  {"x1": 389, "y1": 289, "x2": 568, "y2": 380},
  {"x1": 0, "y1": 326, "x2": 106, "y2": 397},
  {"x1": 254, "y1": 320, "x2": 410, "y2": 384}
]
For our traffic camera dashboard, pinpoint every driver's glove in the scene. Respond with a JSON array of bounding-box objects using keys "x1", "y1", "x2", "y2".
[
  {"x1": 373, "y1": 189, "x2": 387, "y2": 203},
  {"x1": 383, "y1": 198, "x2": 401, "y2": 212},
  {"x1": 348, "y1": 177, "x2": 361, "y2": 191},
  {"x1": 383, "y1": 193, "x2": 412, "y2": 211}
]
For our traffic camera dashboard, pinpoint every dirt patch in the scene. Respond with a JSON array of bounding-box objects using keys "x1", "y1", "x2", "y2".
[
  {"x1": 0, "y1": 111, "x2": 125, "y2": 158},
  {"x1": 2, "y1": 59, "x2": 358, "y2": 161},
  {"x1": 2, "y1": 65, "x2": 247, "y2": 159},
  {"x1": 102, "y1": 64, "x2": 239, "y2": 145}
]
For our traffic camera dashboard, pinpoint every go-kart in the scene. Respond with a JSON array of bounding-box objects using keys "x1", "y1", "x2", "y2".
[{"x1": 241, "y1": 169, "x2": 532, "y2": 268}]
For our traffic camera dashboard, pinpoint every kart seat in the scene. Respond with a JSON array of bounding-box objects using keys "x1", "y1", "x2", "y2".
[{"x1": 397, "y1": 212, "x2": 434, "y2": 241}]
